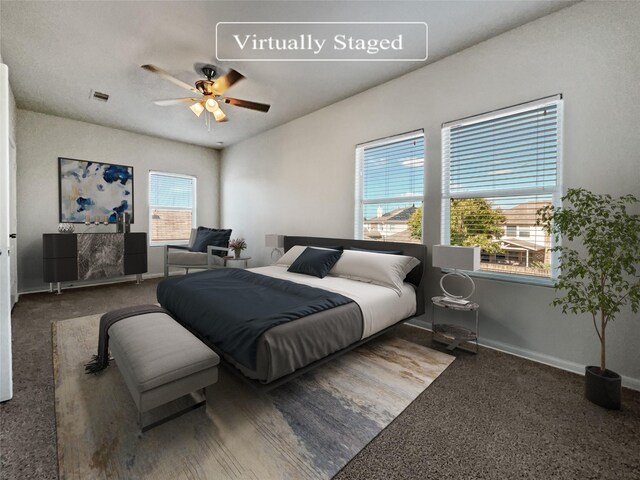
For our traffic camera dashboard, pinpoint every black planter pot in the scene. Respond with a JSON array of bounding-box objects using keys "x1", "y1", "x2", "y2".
[{"x1": 585, "y1": 366, "x2": 621, "y2": 410}]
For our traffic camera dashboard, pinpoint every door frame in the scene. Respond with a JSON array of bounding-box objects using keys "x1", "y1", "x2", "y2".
[
  {"x1": 0, "y1": 63, "x2": 13, "y2": 402},
  {"x1": 9, "y1": 136, "x2": 17, "y2": 308}
]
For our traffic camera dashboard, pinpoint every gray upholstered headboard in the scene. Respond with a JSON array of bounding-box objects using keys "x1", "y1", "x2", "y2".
[{"x1": 283, "y1": 236, "x2": 427, "y2": 316}]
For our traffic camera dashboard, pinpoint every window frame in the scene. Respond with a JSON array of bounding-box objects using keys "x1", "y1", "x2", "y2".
[
  {"x1": 440, "y1": 95, "x2": 563, "y2": 283},
  {"x1": 354, "y1": 129, "x2": 425, "y2": 242},
  {"x1": 148, "y1": 170, "x2": 197, "y2": 247}
]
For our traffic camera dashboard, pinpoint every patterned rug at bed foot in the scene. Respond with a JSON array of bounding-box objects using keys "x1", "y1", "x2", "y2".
[{"x1": 53, "y1": 314, "x2": 454, "y2": 480}]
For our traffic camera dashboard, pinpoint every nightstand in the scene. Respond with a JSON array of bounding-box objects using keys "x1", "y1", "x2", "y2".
[
  {"x1": 431, "y1": 296, "x2": 479, "y2": 353},
  {"x1": 225, "y1": 256, "x2": 251, "y2": 269}
]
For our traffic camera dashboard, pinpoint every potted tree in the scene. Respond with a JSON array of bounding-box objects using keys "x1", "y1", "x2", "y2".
[{"x1": 538, "y1": 188, "x2": 640, "y2": 409}]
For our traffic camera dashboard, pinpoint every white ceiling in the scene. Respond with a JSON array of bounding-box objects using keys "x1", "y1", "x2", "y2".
[{"x1": 0, "y1": 1, "x2": 574, "y2": 149}]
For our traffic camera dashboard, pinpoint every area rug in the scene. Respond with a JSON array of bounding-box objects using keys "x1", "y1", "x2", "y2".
[{"x1": 53, "y1": 314, "x2": 454, "y2": 479}]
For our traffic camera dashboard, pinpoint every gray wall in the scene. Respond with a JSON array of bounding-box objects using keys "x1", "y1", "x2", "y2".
[
  {"x1": 221, "y1": 2, "x2": 640, "y2": 387},
  {"x1": 16, "y1": 110, "x2": 220, "y2": 292}
]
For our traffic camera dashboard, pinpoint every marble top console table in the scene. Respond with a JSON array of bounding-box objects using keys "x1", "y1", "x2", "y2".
[{"x1": 43, "y1": 233, "x2": 147, "y2": 293}]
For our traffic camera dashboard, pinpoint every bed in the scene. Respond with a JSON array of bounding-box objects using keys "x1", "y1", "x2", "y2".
[{"x1": 157, "y1": 236, "x2": 427, "y2": 390}]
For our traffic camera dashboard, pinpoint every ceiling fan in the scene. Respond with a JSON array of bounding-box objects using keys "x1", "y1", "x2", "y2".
[{"x1": 141, "y1": 64, "x2": 270, "y2": 125}]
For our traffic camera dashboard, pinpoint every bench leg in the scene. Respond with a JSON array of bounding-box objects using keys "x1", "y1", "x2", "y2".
[{"x1": 138, "y1": 389, "x2": 207, "y2": 433}]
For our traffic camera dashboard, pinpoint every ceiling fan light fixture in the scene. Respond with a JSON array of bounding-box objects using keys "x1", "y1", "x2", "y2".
[
  {"x1": 142, "y1": 64, "x2": 270, "y2": 129},
  {"x1": 190, "y1": 101, "x2": 205, "y2": 117},
  {"x1": 213, "y1": 108, "x2": 226, "y2": 122},
  {"x1": 205, "y1": 98, "x2": 219, "y2": 113}
]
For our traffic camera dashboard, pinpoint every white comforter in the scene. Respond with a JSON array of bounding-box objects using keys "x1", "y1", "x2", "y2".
[{"x1": 249, "y1": 265, "x2": 417, "y2": 339}]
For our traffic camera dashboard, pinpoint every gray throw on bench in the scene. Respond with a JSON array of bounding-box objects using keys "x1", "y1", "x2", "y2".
[{"x1": 85, "y1": 304, "x2": 167, "y2": 374}]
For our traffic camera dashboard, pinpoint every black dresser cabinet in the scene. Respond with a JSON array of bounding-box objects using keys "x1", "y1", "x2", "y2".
[
  {"x1": 124, "y1": 233, "x2": 147, "y2": 275},
  {"x1": 43, "y1": 233, "x2": 148, "y2": 293},
  {"x1": 43, "y1": 234, "x2": 78, "y2": 284}
]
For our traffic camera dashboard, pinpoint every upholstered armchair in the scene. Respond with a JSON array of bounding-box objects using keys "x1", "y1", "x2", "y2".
[{"x1": 164, "y1": 227, "x2": 232, "y2": 277}]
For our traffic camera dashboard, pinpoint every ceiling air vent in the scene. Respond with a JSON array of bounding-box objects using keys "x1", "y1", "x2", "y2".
[{"x1": 90, "y1": 90, "x2": 109, "y2": 102}]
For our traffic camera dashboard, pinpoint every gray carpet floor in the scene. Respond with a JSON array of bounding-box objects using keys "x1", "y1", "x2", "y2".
[{"x1": 1, "y1": 279, "x2": 639, "y2": 479}]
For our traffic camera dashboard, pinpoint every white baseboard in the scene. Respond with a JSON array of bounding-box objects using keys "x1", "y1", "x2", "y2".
[
  {"x1": 18, "y1": 272, "x2": 172, "y2": 295},
  {"x1": 408, "y1": 318, "x2": 640, "y2": 392}
]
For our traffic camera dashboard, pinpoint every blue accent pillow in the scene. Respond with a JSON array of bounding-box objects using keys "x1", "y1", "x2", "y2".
[
  {"x1": 191, "y1": 228, "x2": 232, "y2": 255},
  {"x1": 349, "y1": 246, "x2": 403, "y2": 255},
  {"x1": 288, "y1": 247, "x2": 343, "y2": 278}
]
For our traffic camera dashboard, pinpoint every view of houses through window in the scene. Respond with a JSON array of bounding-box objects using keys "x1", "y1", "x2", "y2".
[
  {"x1": 356, "y1": 131, "x2": 425, "y2": 244},
  {"x1": 441, "y1": 96, "x2": 562, "y2": 279},
  {"x1": 149, "y1": 171, "x2": 196, "y2": 246},
  {"x1": 400, "y1": 196, "x2": 553, "y2": 277},
  {"x1": 355, "y1": 97, "x2": 561, "y2": 280},
  {"x1": 450, "y1": 196, "x2": 552, "y2": 277}
]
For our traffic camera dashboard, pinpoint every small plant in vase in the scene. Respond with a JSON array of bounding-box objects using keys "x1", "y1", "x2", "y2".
[
  {"x1": 538, "y1": 188, "x2": 640, "y2": 409},
  {"x1": 229, "y1": 238, "x2": 247, "y2": 259}
]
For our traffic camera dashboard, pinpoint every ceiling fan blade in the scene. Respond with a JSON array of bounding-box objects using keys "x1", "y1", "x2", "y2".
[
  {"x1": 211, "y1": 69, "x2": 245, "y2": 95},
  {"x1": 221, "y1": 97, "x2": 270, "y2": 113},
  {"x1": 153, "y1": 97, "x2": 201, "y2": 106},
  {"x1": 141, "y1": 64, "x2": 197, "y2": 92}
]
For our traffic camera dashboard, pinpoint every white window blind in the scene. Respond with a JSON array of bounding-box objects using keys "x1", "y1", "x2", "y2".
[
  {"x1": 441, "y1": 95, "x2": 562, "y2": 279},
  {"x1": 355, "y1": 130, "x2": 424, "y2": 243},
  {"x1": 149, "y1": 171, "x2": 196, "y2": 246}
]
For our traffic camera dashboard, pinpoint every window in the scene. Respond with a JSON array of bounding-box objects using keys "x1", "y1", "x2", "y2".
[
  {"x1": 355, "y1": 130, "x2": 424, "y2": 243},
  {"x1": 149, "y1": 171, "x2": 196, "y2": 246},
  {"x1": 441, "y1": 95, "x2": 562, "y2": 279}
]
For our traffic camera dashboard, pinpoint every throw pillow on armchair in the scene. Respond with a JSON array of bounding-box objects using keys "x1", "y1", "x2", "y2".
[{"x1": 190, "y1": 227, "x2": 232, "y2": 256}]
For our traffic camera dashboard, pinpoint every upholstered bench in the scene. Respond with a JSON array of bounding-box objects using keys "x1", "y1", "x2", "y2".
[{"x1": 108, "y1": 311, "x2": 220, "y2": 431}]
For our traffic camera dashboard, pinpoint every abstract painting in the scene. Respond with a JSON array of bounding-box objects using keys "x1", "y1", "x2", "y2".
[{"x1": 58, "y1": 157, "x2": 134, "y2": 223}]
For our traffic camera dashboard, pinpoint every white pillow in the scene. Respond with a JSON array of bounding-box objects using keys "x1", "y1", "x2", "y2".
[
  {"x1": 328, "y1": 249, "x2": 420, "y2": 295},
  {"x1": 275, "y1": 245, "x2": 338, "y2": 266},
  {"x1": 275, "y1": 245, "x2": 307, "y2": 266}
]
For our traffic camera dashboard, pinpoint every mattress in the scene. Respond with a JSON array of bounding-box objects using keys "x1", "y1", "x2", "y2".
[
  {"x1": 220, "y1": 266, "x2": 416, "y2": 383},
  {"x1": 159, "y1": 266, "x2": 417, "y2": 384},
  {"x1": 252, "y1": 265, "x2": 417, "y2": 338}
]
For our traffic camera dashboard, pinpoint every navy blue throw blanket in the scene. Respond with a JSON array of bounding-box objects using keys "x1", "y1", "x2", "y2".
[{"x1": 157, "y1": 269, "x2": 355, "y2": 370}]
